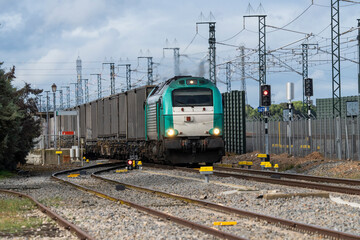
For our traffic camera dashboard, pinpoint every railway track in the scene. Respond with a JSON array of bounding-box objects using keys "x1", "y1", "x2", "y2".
[
  {"x1": 53, "y1": 163, "x2": 360, "y2": 239},
  {"x1": 52, "y1": 163, "x2": 245, "y2": 240},
  {"x1": 0, "y1": 189, "x2": 94, "y2": 240},
  {"x1": 92, "y1": 165, "x2": 359, "y2": 240},
  {"x1": 214, "y1": 165, "x2": 360, "y2": 186},
  {"x1": 147, "y1": 164, "x2": 360, "y2": 195}
]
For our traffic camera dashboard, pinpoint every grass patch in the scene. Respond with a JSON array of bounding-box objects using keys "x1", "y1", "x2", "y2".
[
  {"x1": 39, "y1": 197, "x2": 63, "y2": 208},
  {"x1": 0, "y1": 197, "x2": 43, "y2": 233},
  {"x1": 279, "y1": 164, "x2": 295, "y2": 172},
  {"x1": 0, "y1": 170, "x2": 15, "y2": 179}
]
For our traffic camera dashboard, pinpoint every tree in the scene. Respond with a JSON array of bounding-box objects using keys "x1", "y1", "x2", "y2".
[
  {"x1": 246, "y1": 101, "x2": 316, "y2": 119},
  {"x1": 0, "y1": 64, "x2": 42, "y2": 170}
]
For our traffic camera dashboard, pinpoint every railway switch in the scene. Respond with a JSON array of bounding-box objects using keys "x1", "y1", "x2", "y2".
[{"x1": 199, "y1": 166, "x2": 213, "y2": 183}]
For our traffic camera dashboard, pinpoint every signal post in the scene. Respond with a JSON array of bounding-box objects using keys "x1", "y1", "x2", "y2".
[
  {"x1": 305, "y1": 78, "x2": 313, "y2": 148},
  {"x1": 260, "y1": 84, "x2": 271, "y2": 162}
]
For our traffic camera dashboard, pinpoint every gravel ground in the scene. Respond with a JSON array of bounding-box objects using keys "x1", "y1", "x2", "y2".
[
  {"x1": 0, "y1": 193, "x2": 75, "y2": 240},
  {"x1": 62, "y1": 167, "x2": 324, "y2": 240},
  {"x1": 0, "y1": 167, "x2": 219, "y2": 240},
  {"x1": 1, "y1": 163, "x2": 359, "y2": 239},
  {"x1": 102, "y1": 167, "x2": 360, "y2": 237}
]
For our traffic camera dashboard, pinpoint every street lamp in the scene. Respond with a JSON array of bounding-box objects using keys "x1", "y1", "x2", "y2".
[{"x1": 52, "y1": 83, "x2": 57, "y2": 149}]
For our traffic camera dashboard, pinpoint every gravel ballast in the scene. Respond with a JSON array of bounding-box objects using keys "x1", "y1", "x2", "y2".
[
  {"x1": 102, "y1": 167, "x2": 360, "y2": 237},
  {"x1": 1, "y1": 164, "x2": 359, "y2": 239}
]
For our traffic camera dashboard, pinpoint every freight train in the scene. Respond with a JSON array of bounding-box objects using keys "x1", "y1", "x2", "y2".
[{"x1": 58, "y1": 76, "x2": 224, "y2": 165}]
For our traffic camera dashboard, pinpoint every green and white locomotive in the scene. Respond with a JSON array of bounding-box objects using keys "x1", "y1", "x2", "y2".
[
  {"x1": 63, "y1": 76, "x2": 224, "y2": 165},
  {"x1": 144, "y1": 76, "x2": 224, "y2": 164}
]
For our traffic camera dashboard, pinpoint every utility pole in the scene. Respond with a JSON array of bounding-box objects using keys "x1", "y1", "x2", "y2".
[
  {"x1": 118, "y1": 64, "x2": 131, "y2": 90},
  {"x1": 91, "y1": 74, "x2": 102, "y2": 99},
  {"x1": 59, "y1": 90, "x2": 63, "y2": 110},
  {"x1": 331, "y1": 0, "x2": 342, "y2": 159},
  {"x1": 83, "y1": 79, "x2": 89, "y2": 103},
  {"x1": 244, "y1": 14, "x2": 267, "y2": 105},
  {"x1": 51, "y1": 83, "x2": 57, "y2": 149},
  {"x1": 76, "y1": 57, "x2": 83, "y2": 105},
  {"x1": 138, "y1": 57, "x2": 154, "y2": 85},
  {"x1": 301, "y1": 43, "x2": 318, "y2": 110},
  {"x1": 239, "y1": 46, "x2": 248, "y2": 104},
  {"x1": 357, "y1": 18, "x2": 360, "y2": 161},
  {"x1": 70, "y1": 83, "x2": 78, "y2": 107},
  {"x1": 302, "y1": 43, "x2": 309, "y2": 109},
  {"x1": 61, "y1": 86, "x2": 70, "y2": 109},
  {"x1": 357, "y1": 18, "x2": 360, "y2": 99},
  {"x1": 225, "y1": 62, "x2": 231, "y2": 92},
  {"x1": 45, "y1": 91, "x2": 50, "y2": 149},
  {"x1": 196, "y1": 22, "x2": 216, "y2": 85},
  {"x1": 103, "y1": 63, "x2": 115, "y2": 95},
  {"x1": 38, "y1": 94, "x2": 42, "y2": 112},
  {"x1": 163, "y1": 47, "x2": 180, "y2": 76}
]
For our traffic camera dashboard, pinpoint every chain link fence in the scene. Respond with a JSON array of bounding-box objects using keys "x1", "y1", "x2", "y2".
[{"x1": 246, "y1": 115, "x2": 360, "y2": 160}]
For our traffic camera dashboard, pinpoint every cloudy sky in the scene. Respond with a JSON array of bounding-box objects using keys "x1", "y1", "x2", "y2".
[{"x1": 0, "y1": 0, "x2": 359, "y2": 107}]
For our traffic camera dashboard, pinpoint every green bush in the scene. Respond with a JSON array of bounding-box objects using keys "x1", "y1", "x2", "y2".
[{"x1": 0, "y1": 64, "x2": 42, "y2": 170}]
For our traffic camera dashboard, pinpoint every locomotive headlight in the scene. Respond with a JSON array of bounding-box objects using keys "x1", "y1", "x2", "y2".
[
  {"x1": 166, "y1": 128, "x2": 178, "y2": 137},
  {"x1": 168, "y1": 129, "x2": 175, "y2": 136},
  {"x1": 209, "y1": 128, "x2": 221, "y2": 136}
]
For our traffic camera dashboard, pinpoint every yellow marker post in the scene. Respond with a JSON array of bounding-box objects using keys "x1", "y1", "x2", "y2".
[
  {"x1": 274, "y1": 164, "x2": 279, "y2": 172},
  {"x1": 137, "y1": 161, "x2": 143, "y2": 170},
  {"x1": 199, "y1": 166, "x2": 213, "y2": 183},
  {"x1": 246, "y1": 161, "x2": 253, "y2": 169},
  {"x1": 213, "y1": 222, "x2": 237, "y2": 226},
  {"x1": 238, "y1": 161, "x2": 246, "y2": 168},
  {"x1": 260, "y1": 161, "x2": 266, "y2": 170},
  {"x1": 67, "y1": 173, "x2": 80, "y2": 178},
  {"x1": 55, "y1": 151, "x2": 62, "y2": 165}
]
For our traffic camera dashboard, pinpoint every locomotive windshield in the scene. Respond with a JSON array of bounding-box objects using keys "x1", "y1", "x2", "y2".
[{"x1": 172, "y1": 88, "x2": 213, "y2": 107}]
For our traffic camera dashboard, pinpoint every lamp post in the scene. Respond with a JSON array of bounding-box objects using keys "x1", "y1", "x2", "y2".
[
  {"x1": 52, "y1": 83, "x2": 57, "y2": 149},
  {"x1": 45, "y1": 91, "x2": 50, "y2": 149}
]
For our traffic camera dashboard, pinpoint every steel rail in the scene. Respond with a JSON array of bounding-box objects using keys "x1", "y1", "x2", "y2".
[
  {"x1": 211, "y1": 170, "x2": 360, "y2": 195},
  {"x1": 215, "y1": 166, "x2": 360, "y2": 186},
  {"x1": 52, "y1": 165, "x2": 245, "y2": 240},
  {"x1": 145, "y1": 164, "x2": 360, "y2": 196},
  {"x1": 0, "y1": 189, "x2": 94, "y2": 240},
  {"x1": 93, "y1": 166, "x2": 360, "y2": 240}
]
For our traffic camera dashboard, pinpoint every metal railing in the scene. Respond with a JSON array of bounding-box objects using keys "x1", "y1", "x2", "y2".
[{"x1": 246, "y1": 115, "x2": 360, "y2": 160}]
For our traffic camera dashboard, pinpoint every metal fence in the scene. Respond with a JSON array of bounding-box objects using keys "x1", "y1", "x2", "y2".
[
  {"x1": 223, "y1": 91, "x2": 246, "y2": 154},
  {"x1": 246, "y1": 115, "x2": 360, "y2": 160}
]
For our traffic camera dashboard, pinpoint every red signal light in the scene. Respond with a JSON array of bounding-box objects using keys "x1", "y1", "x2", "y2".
[
  {"x1": 263, "y1": 90, "x2": 269, "y2": 96},
  {"x1": 127, "y1": 160, "x2": 133, "y2": 165}
]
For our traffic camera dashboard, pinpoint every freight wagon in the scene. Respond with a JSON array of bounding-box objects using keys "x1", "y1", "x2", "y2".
[{"x1": 58, "y1": 76, "x2": 224, "y2": 164}]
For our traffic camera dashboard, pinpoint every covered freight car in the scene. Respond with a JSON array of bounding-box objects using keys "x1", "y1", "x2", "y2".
[{"x1": 59, "y1": 76, "x2": 224, "y2": 165}]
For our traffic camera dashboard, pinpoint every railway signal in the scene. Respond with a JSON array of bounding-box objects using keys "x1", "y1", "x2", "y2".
[
  {"x1": 304, "y1": 78, "x2": 313, "y2": 97},
  {"x1": 127, "y1": 160, "x2": 133, "y2": 170},
  {"x1": 260, "y1": 84, "x2": 271, "y2": 106}
]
